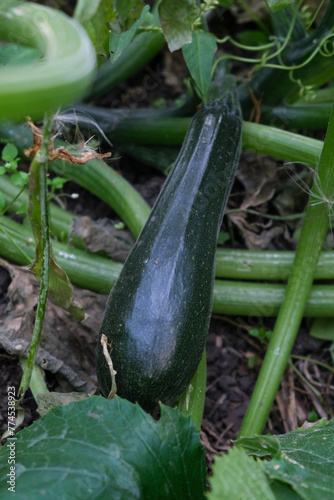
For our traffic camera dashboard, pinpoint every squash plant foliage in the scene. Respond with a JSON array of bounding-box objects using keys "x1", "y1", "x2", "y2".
[{"x1": 0, "y1": 0, "x2": 334, "y2": 499}]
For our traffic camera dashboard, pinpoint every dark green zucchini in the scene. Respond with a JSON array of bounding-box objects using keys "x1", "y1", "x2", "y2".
[{"x1": 96, "y1": 76, "x2": 242, "y2": 412}]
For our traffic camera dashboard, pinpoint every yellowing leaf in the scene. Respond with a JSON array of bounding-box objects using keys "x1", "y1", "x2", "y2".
[{"x1": 159, "y1": 0, "x2": 200, "y2": 52}]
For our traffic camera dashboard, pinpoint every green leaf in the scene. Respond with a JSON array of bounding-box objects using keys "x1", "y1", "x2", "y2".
[
  {"x1": 182, "y1": 32, "x2": 217, "y2": 99},
  {"x1": 2, "y1": 143, "x2": 18, "y2": 162},
  {"x1": 208, "y1": 446, "x2": 277, "y2": 500},
  {"x1": 270, "y1": 481, "x2": 303, "y2": 499},
  {"x1": 47, "y1": 176, "x2": 68, "y2": 190},
  {"x1": 236, "y1": 434, "x2": 282, "y2": 458},
  {"x1": 248, "y1": 327, "x2": 272, "y2": 343},
  {"x1": 266, "y1": 420, "x2": 334, "y2": 499},
  {"x1": 0, "y1": 191, "x2": 5, "y2": 213},
  {"x1": 218, "y1": 231, "x2": 230, "y2": 245},
  {"x1": 74, "y1": 0, "x2": 103, "y2": 24},
  {"x1": 109, "y1": 5, "x2": 150, "y2": 63},
  {"x1": 158, "y1": 0, "x2": 200, "y2": 52},
  {"x1": 74, "y1": 0, "x2": 115, "y2": 53},
  {"x1": 10, "y1": 171, "x2": 29, "y2": 187},
  {"x1": 0, "y1": 396, "x2": 206, "y2": 499},
  {"x1": 37, "y1": 392, "x2": 89, "y2": 416},
  {"x1": 308, "y1": 408, "x2": 319, "y2": 423},
  {"x1": 237, "y1": 419, "x2": 334, "y2": 500},
  {"x1": 265, "y1": 0, "x2": 295, "y2": 12},
  {"x1": 110, "y1": 0, "x2": 146, "y2": 34},
  {"x1": 47, "y1": 259, "x2": 85, "y2": 321}
]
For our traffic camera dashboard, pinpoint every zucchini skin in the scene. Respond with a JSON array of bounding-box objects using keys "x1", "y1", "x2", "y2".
[{"x1": 96, "y1": 78, "x2": 242, "y2": 412}]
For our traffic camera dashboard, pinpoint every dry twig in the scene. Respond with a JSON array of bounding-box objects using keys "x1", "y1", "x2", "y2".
[{"x1": 24, "y1": 117, "x2": 111, "y2": 164}]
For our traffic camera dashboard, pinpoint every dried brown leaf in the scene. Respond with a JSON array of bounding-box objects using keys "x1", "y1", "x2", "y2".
[
  {"x1": 71, "y1": 216, "x2": 134, "y2": 262},
  {"x1": 229, "y1": 211, "x2": 283, "y2": 249},
  {"x1": 237, "y1": 153, "x2": 277, "y2": 209},
  {"x1": 0, "y1": 259, "x2": 107, "y2": 393}
]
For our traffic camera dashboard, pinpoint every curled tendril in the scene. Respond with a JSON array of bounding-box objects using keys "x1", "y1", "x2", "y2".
[
  {"x1": 210, "y1": 0, "x2": 334, "y2": 86},
  {"x1": 299, "y1": 86, "x2": 317, "y2": 102},
  {"x1": 193, "y1": 0, "x2": 221, "y2": 29},
  {"x1": 288, "y1": 71, "x2": 317, "y2": 101},
  {"x1": 215, "y1": 35, "x2": 278, "y2": 53},
  {"x1": 211, "y1": 2, "x2": 301, "y2": 74},
  {"x1": 319, "y1": 33, "x2": 334, "y2": 57}
]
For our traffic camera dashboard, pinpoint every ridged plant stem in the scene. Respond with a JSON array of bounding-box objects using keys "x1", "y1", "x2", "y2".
[
  {"x1": 1, "y1": 215, "x2": 334, "y2": 317},
  {"x1": 239, "y1": 104, "x2": 334, "y2": 437},
  {"x1": 0, "y1": 0, "x2": 95, "y2": 121},
  {"x1": 18, "y1": 112, "x2": 53, "y2": 400}
]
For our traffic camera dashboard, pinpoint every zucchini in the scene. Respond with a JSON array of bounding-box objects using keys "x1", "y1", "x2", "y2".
[{"x1": 96, "y1": 76, "x2": 242, "y2": 412}]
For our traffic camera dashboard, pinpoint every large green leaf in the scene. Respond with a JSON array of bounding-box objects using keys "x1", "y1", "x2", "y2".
[
  {"x1": 234, "y1": 434, "x2": 281, "y2": 458},
  {"x1": 182, "y1": 31, "x2": 217, "y2": 100},
  {"x1": 73, "y1": 0, "x2": 103, "y2": 24},
  {"x1": 237, "y1": 419, "x2": 334, "y2": 500},
  {"x1": 270, "y1": 481, "x2": 304, "y2": 499},
  {"x1": 267, "y1": 420, "x2": 334, "y2": 499},
  {"x1": 110, "y1": 0, "x2": 146, "y2": 34},
  {"x1": 158, "y1": 0, "x2": 200, "y2": 52},
  {"x1": 0, "y1": 396, "x2": 206, "y2": 500},
  {"x1": 109, "y1": 5, "x2": 150, "y2": 63},
  {"x1": 208, "y1": 447, "x2": 277, "y2": 500},
  {"x1": 74, "y1": 0, "x2": 115, "y2": 53}
]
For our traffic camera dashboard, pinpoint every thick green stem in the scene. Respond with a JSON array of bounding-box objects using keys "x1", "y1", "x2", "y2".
[
  {"x1": 101, "y1": 99, "x2": 330, "y2": 132},
  {"x1": 0, "y1": 175, "x2": 78, "y2": 245},
  {"x1": 73, "y1": 114, "x2": 324, "y2": 166},
  {"x1": 1, "y1": 216, "x2": 334, "y2": 317},
  {"x1": 0, "y1": 0, "x2": 95, "y2": 120},
  {"x1": 243, "y1": 121, "x2": 322, "y2": 166},
  {"x1": 260, "y1": 103, "x2": 332, "y2": 130},
  {"x1": 0, "y1": 117, "x2": 324, "y2": 174},
  {"x1": 3, "y1": 179, "x2": 334, "y2": 282},
  {"x1": 5, "y1": 175, "x2": 334, "y2": 282},
  {"x1": 216, "y1": 248, "x2": 334, "y2": 281},
  {"x1": 239, "y1": 105, "x2": 334, "y2": 437},
  {"x1": 0, "y1": 215, "x2": 122, "y2": 293},
  {"x1": 1, "y1": 122, "x2": 324, "y2": 248},
  {"x1": 102, "y1": 117, "x2": 324, "y2": 166},
  {"x1": 49, "y1": 152, "x2": 151, "y2": 239},
  {"x1": 18, "y1": 112, "x2": 53, "y2": 399},
  {"x1": 176, "y1": 350, "x2": 206, "y2": 430}
]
